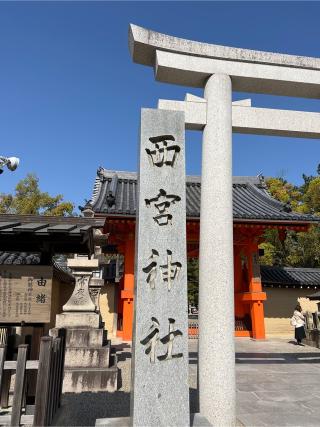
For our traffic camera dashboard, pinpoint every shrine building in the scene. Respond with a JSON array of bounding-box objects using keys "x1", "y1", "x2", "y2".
[{"x1": 90, "y1": 168, "x2": 318, "y2": 341}]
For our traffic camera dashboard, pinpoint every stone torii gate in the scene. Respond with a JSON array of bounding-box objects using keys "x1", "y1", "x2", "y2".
[{"x1": 129, "y1": 24, "x2": 320, "y2": 426}]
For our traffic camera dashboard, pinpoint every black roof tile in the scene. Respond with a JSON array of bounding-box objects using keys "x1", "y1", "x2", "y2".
[
  {"x1": 0, "y1": 251, "x2": 74, "y2": 283},
  {"x1": 261, "y1": 265, "x2": 320, "y2": 287},
  {"x1": 91, "y1": 169, "x2": 318, "y2": 223},
  {"x1": 0, "y1": 251, "x2": 40, "y2": 265}
]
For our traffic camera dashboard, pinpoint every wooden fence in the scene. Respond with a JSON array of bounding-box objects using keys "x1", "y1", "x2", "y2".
[
  {"x1": 188, "y1": 315, "x2": 253, "y2": 339},
  {"x1": 0, "y1": 330, "x2": 65, "y2": 426},
  {"x1": 0, "y1": 327, "x2": 10, "y2": 346}
]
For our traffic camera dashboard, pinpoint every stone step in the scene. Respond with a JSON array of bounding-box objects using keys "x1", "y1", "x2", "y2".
[
  {"x1": 55, "y1": 312, "x2": 101, "y2": 329},
  {"x1": 66, "y1": 328, "x2": 107, "y2": 348},
  {"x1": 50, "y1": 327, "x2": 108, "y2": 348},
  {"x1": 95, "y1": 413, "x2": 212, "y2": 426},
  {"x1": 62, "y1": 355, "x2": 118, "y2": 393},
  {"x1": 64, "y1": 341, "x2": 111, "y2": 368}
]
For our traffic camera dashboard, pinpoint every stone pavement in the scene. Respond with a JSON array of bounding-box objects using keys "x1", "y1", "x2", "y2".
[
  {"x1": 54, "y1": 337, "x2": 320, "y2": 426},
  {"x1": 234, "y1": 337, "x2": 320, "y2": 427}
]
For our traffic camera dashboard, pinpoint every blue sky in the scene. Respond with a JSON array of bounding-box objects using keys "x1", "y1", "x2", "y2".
[{"x1": 0, "y1": 1, "x2": 320, "y2": 210}]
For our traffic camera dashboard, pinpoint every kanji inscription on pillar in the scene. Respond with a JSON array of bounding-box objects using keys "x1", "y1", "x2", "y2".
[
  {"x1": 0, "y1": 266, "x2": 52, "y2": 323},
  {"x1": 145, "y1": 189, "x2": 181, "y2": 226},
  {"x1": 142, "y1": 249, "x2": 182, "y2": 291},
  {"x1": 131, "y1": 109, "x2": 189, "y2": 426},
  {"x1": 145, "y1": 134, "x2": 180, "y2": 167}
]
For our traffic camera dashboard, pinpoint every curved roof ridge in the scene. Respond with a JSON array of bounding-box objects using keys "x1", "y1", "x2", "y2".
[
  {"x1": 247, "y1": 183, "x2": 314, "y2": 220},
  {"x1": 262, "y1": 265, "x2": 320, "y2": 273},
  {"x1": 90, "y1": 168, "x2": 318, "y2": 223},
  {"x1": 246, "y1": 182, "x2": 285, "y2": 210},
  {"x1": 92, "y1": 175, "x2": 102, "y2": 204},
  {"x1": 93, "y1": 168, "x2": 264, "y2": 185}
]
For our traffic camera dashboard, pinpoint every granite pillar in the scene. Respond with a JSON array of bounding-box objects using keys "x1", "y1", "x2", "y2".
[
  {"x1": 131, "y1": 108, "x2": 189, "y2": 426},
  {"x1": 199, "y1": 74, "x2": 236, "y2": 426}
]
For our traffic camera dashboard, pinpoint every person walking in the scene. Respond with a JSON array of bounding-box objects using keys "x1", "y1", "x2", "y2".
[{"x1": 291, "y1": 304, "x2": 306, "y2": 345}]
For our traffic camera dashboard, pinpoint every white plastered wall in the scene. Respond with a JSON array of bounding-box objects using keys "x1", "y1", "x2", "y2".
[{"x1": 263, "y1": 287, "x2": 319, "y2": 337}]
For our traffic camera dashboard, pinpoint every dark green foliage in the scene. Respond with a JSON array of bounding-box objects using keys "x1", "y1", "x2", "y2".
[
  {"x1": 187, "y1": 258, "x2": 199, "y2": 306},
  {"x1": 261, "y1": 165, "x2": 320, "y2": 268}
]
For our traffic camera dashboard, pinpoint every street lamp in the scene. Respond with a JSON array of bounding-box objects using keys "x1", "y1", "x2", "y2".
[{"x1": 0, "y1": 156, "x2": 20, "y2": 174}]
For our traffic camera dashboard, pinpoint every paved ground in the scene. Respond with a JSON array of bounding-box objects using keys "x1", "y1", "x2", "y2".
[
  {"x1": 54, "y1": 337, "x2": 320, "y2": 426},
  {"x1": 235, "y1": 338, "x2": 320, "y2": 427}
]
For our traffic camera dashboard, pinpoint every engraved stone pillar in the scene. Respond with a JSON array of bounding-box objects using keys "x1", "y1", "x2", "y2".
[
  {"x1": 89, "y1": 277, "x2": 104, "y2": 312},
  {"x1": 63, "y1": 273, "x2": 95, "y2": 312},
  {"x1": 131, "y1": 109, "x2": 189, "y2": 426},
  {"x1": 199, "y1": 74, "x2": 236, "y2": 426},
  {"x1": 56, "y1": 257, "x2": 99, "y2": 329}
]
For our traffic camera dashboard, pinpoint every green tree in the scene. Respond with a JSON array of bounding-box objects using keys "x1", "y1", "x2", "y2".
[
  {"x1": 261, "y1": 165, "x2": 320, "y2": 268},
  {"x1": 266, "y1": 177, "x2": 302, "y2": 211},
  {"x1": 302, "y1": 177, "x2": 320, "y2": 215},
  {"x1": 286, "y1": 226, "x2": 320, "y2": 268},
  {"x1": 0, "y1": 174, "x2": 74, "y2": 216},
  {"x1": 187, "y1": 258, "x2": 199, "y2": 306}
]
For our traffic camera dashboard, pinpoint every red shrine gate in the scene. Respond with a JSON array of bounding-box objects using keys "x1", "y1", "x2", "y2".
[{"x1": 91, "y1": 169, "x2": 315, "y2": 341}]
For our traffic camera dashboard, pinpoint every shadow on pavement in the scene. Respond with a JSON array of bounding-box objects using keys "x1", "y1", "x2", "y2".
[
  {"x1": 236, "y1": 352, "x2": 320, "y2": 364},
  {"x1": 53, "y1": 391, "x2": 131, "y2": 426}
]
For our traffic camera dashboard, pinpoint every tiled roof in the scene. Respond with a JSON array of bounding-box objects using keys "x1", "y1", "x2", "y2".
[
  {"x1": 0, "y1": 251, "x2": 40, "y2": 265},
  {"x1": 261, "y1": 265, "x2": 320, "y2": 288},
  {"x1": 0, "y1": 215, "x2": 105, "y2": 254},
  {"x1": 91, "y1": 168, "x2": 317, "y2": 223},
  {"x1": 0, "y1": 251, "x2": 74, "y2": 284}
]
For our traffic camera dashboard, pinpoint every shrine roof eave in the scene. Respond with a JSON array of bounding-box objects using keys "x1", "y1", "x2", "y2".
[
  {"x1": 261, "y1": 265, "x2": 320, "y2": 289},
  {"x1": 102, "y1": 213, "x2": 314, "y2": 227},
  {"x1": 91, "y1": 169, "x2": 319, "y2": 224},
  {"x1": 129, "y1": 24, "x2": 320, "y2": 71},
  {"x1": 0, "y1": 214, "x2": 104, "y2": 255},
  {"x1": 232, "y1": 218, "x2": 314, "y2": 226}
]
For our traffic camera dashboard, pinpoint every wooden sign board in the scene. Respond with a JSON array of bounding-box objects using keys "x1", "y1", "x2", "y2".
[{"x1": 0, "y1": 266, "x2": 52, "y2": 324}]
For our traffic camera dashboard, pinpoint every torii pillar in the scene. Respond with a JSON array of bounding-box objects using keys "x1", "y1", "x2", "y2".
[
  {"x1": 199, "y1": 74, "x2": 235, "y2": 424},
  {"x1": 129, "y1": 23, "x2": 320, "y2": 426}
]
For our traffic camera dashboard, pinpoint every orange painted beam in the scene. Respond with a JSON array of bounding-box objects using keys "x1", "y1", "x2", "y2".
[
  {"x1": 240, "y1": 292, "x2": 267, "y2": 302},
  {"x1": 120, "y1": 237, "x2": 135, "y2": 341},
  {"x1": 235, "y1": 331, "x2": 251, "y2": 337}
]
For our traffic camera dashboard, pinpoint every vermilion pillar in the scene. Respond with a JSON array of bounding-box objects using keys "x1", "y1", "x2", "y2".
[
  {"x1": 247, "y1": 243, "x2": 266, "y2": 339},
  {"x1": 234, "y1": 246, "x2": 245, "y2": 318},
  {"x1": 121, "y1": 236, "x2": 135, "y2": 341},
  {"x1": 251, "y1": 300, "x2": 266, "y2": 339}
]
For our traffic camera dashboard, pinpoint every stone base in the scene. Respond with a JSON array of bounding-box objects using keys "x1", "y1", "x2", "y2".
[
  {"x1": 64, "y1": 342, "x2": 111, "y2": 368},
  {"x1": 56, "y1": 312, "x2": 101, "y2": 329},
  {"x1": 51, "y1": 322, "x2": 118, "y2": 394},
  {"x1": 63, "y1": 356, "x2": 118, "y2": 393},
  {"x1": 95, "y1": 414, "x2": 212, "y2": 426},
  {"x1": 51, "y1": 327, "x2": 107, "y2": 347}
]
